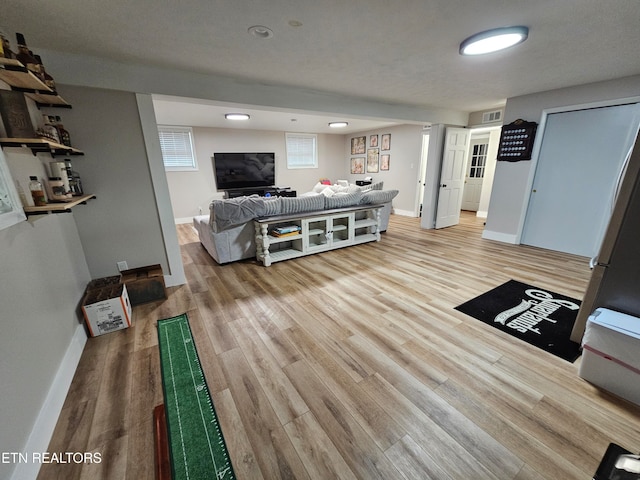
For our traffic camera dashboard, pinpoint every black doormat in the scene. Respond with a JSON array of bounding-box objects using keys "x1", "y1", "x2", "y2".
[{"x1": 455, "y1": 280, "x2": 582, "y2": 362}]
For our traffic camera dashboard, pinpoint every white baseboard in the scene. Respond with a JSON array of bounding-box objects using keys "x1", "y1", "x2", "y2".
[
  {"x1": 11, "y1": 324, "x2": 87, "y2": 480},
  {"x1": 476, "y1": 210, "x2": 488, "y2": 219},
  {"x1": 392, "y1": 209, "x2": 417, "y2": 217},
  {"x1": 174, "y1": 217, "x2": 194, "y2": 224},
  {"x1": 482, "y1": 229, "x2": 518, "y2": 244}
]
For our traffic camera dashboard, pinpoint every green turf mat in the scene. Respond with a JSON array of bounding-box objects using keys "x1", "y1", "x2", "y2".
[{"x1": 157, "y1": 313, "x2": 236, "y2": 480}]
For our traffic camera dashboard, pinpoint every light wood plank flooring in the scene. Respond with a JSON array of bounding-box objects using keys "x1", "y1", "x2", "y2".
[{"x1": 39, "y1": 212, "x2": 640, "y2": 479}]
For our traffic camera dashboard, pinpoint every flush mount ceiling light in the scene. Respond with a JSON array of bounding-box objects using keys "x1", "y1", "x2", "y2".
[
  {"x1": 329, "y1": 122, "x2": 348, "y2": 128},
  {"x1": 459, "y1": 26, "x2": 529, "y2": 55},
  {"x1": 248, "y1": 25, "x2": 274, "y2": 39},
  {"x1": 225, "y1": 113, "x2": 250, "y2": 121}
]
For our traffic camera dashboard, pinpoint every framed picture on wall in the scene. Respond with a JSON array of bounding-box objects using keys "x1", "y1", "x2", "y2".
[
  {"x1": 351, "y1": 136, "x2": 366, "y2": 155},
  {"x1": 381, "y1": 133, "x2": 391, "y2": 151},
  {"x1": 351, "y1": 157, "x2": 365, "y2": 174},
  {"x1": 370, "y1": 134, "x2": 378, "y2": 147},
  {"x1": 0, "y1": 149, "x2": 26, "y2": 231},
  {"x1": 367, "y1": 148, "x2": 379, "y2": 173},
  {"x1": 380, "y1": 154, "x2": 390, "y2": 171}
]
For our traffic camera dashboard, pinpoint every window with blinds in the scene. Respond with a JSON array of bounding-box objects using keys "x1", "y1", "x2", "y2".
[
  {"x1": 158, "y1": 126, "x2": 198, "y2": 171},
  {"x1": 285, "y1": 133, "x2": 318, "y2": 169}
]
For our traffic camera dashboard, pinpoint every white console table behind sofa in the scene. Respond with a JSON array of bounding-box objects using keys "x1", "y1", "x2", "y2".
[{"x1": 254, "y1": 204, "x2": 382, "y2": 266}]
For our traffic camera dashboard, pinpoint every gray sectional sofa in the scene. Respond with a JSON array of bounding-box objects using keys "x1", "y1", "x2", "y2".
[{"x1": 194, "y1": 186, "x2": 398, "y2": 264}]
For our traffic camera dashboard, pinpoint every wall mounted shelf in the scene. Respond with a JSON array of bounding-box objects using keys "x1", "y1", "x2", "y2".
[
  {"x1": 23, "y1": 194, "x2": 96, "y2": 216},
  {"x1": 0, "y1": 137, "x2": 84, "y2": 156},
  {"x1": 0, "y1": 58, "x2": 71, "y2": 107}
]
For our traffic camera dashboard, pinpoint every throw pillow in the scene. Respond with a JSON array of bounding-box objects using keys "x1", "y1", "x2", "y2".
[
  {"x1": 324, "y1": 191, "x2": 363, "y2": 209},
  {"x1": 279, "y1": 195, "x2": 325, "y2": 214},
  {"x1": 210, "y1": 195, "x2": 266, "y2": 231},
  {"x1": 360, "y1": 189, "x2": 399, "y2": 205}
]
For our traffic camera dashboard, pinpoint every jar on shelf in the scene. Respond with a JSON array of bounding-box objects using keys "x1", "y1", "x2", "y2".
[{"x1": 29, "y1": 176, "x2": 46, "y2": 206}]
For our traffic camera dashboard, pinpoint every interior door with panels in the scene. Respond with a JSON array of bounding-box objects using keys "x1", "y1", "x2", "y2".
[{"x1": 435, "y1": 127, "x2": 471, "y2": 228}]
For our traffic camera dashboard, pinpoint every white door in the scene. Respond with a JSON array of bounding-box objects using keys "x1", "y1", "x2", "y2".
[
  {"x1": 435, "y1": 127, "x2": 470, "y2": 228},
  {"x1": 461, "y1": 139, "x2": 488, "y2": 211},
  {"x1": 521, "y1": 103, "x2": 640, "y2": 257}
]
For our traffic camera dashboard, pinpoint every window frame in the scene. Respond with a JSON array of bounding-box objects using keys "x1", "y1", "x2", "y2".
[
  {"x1": 158, "y1": 125, "x2": 198, "y2": 171},
  {"x1": 285, "y1": 132, "x2": 318, "y2": 169}
]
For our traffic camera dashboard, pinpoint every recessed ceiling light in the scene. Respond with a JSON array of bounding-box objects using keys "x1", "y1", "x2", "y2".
[
  {"x1": 459, "y1": 26, "x2": 529, "y2": 55},
  {"x1": 329, "y1": 122, "x2": 348, "y2": 128},
  {"x1": 225, "y1": 113, "x2": 250, "y2": 121},
  {"x1": 248, "y1": 25, "x2": 274, "y2": 39}
]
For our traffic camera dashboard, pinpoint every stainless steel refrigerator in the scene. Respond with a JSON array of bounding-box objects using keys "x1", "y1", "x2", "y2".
[{"x1": 571, "y1": 131, "x2": 640, "y2": 342}]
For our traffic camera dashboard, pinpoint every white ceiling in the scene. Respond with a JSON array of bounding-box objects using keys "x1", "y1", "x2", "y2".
[
  {"x1": 151, "y1": 95, "x2": 409, "y2": 134},
  {"x1": 4, "y1": 0, "x2": 640, "y2": 132}
]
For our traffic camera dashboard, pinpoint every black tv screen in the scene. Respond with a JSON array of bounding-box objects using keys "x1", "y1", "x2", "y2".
[{"x1": 212, "y1": 152, "x2": 276, "y2": 191}]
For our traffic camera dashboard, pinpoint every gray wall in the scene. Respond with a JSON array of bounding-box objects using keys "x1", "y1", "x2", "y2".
[
  {"x1": 484, "y1": 74, "x2": 640, "y2": 242},
  {"x1": 55, "y1": 85, "x2": 170, "y2": 278},
  {"x1": 344, "y1": 124, "x2": 424, "y2": 215},
  {"x1": 167, "y1": 127, "x2": 346, "y2": 220},
  {"x1": 167, "y1": 124, "x2": 425, "y2": 220},
  {"x1": 0, "y1": 212, "x2": 90, "y2": 480}
]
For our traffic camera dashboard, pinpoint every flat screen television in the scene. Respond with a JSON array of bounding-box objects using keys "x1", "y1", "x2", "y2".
[{"x1": 212, "y1": 152, "x2": 276, "y2": 191}]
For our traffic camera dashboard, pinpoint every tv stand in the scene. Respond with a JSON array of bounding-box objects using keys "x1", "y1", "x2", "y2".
[{"x1": 224, "y1": 187, "x2": 296, "y2": 199}]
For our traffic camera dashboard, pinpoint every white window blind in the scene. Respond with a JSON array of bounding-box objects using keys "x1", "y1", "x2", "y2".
[
  {"x1": 286, "y1": 133, "x2": 318, "y2": 169},
  {"x1": 158, "y1": 126, "x2": 197, "y2": 171}
]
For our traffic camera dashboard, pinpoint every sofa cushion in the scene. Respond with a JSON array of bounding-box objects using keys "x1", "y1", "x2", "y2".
[
  {"x1": 210, "y1": 195, "x2": 265, "y2": 231},
  {"x1": 263, "y1": 197, "x2": 282, "y2": 216},
  {"x1": 360, "y1": 189, "x2": 399, "y2": 205},
  {"x1": 324, "y1": 191, "x2": 363, "y2": 209},
  {"x1": 278, "y1": 194, "x2": 325, "y2": 215}
]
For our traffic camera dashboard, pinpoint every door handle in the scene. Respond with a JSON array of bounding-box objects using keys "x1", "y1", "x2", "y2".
[{"x1": 441, "y1": 184, "x2": 447, "y2": 188}]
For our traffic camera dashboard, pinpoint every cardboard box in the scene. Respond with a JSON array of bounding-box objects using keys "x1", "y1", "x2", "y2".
[
  {"x1": 120, "y1": 264, "x2": 167, "y2": 306},
  {"x1": 579, "y1": 308, "x2": 640, "y2": 406},
  {"x1": 82, "y1": 283, "x2": 132, "y2": 337}
]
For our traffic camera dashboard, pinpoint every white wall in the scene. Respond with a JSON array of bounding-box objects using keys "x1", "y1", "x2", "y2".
[
  {"x1": 473, "y1": 127, "x2": 500, "y2": 218},
  {"x1": 484, "y1": 74, "x2": 640, "y2": 243},
  {"x1": 166, "y1": 127, "x2": 346, "y2": 220},
  {"x1": 344, "y1": 124, "x2": 424, "y2": 215}
]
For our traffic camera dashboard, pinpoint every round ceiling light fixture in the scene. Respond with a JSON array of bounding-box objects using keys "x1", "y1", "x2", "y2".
[
  {"x1": 225, "y1": 113, "x2": 250, "y2": 121},
  {"x1": 459, "y1": 26, "x2": 529, "y2": 55},
  {"x1": 329, "y1": 122, "x2": 348, "y2": 128},
  {"x1": 248, "y1": 25, "x2": 274, "y2": 39}
]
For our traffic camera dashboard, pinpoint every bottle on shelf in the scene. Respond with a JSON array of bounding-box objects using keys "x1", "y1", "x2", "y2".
[
  {"x1": 64, "y1": 159, "x2": 83, "y2": 196},
  {"x1": 54, "y1": 115, "x2": 71, "y2": 146},
  {"x1": 15, "y1": 33, "x2": 42, "y2": 79},
  {"x1": 34, "y1": 54, "x2": 55, "y2": 91},
  {"x1": 0, "y1": 29, "x2": 14, "y2": 59},
  {"x1": 28, "y1": 176, "x2": 47, "y2": 206}
]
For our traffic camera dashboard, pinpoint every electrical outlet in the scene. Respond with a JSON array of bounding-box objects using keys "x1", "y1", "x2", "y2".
[{"x1": 117, "y1": 261, "x2": 128, "y2": 271}]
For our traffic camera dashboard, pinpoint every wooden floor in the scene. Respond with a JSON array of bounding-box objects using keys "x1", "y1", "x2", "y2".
[{"x1": 39, "y1": 212, "x2": 640, "y2": 480}]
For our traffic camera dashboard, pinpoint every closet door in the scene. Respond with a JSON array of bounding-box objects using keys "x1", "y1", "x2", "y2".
[{"x1": 521, "y1": 103, "x2": 640, "y2": 257}]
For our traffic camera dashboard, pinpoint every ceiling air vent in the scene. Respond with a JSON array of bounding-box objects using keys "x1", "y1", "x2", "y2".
[{"x1": 482, "y1": 110, "x2": 503, "y2": 123}]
